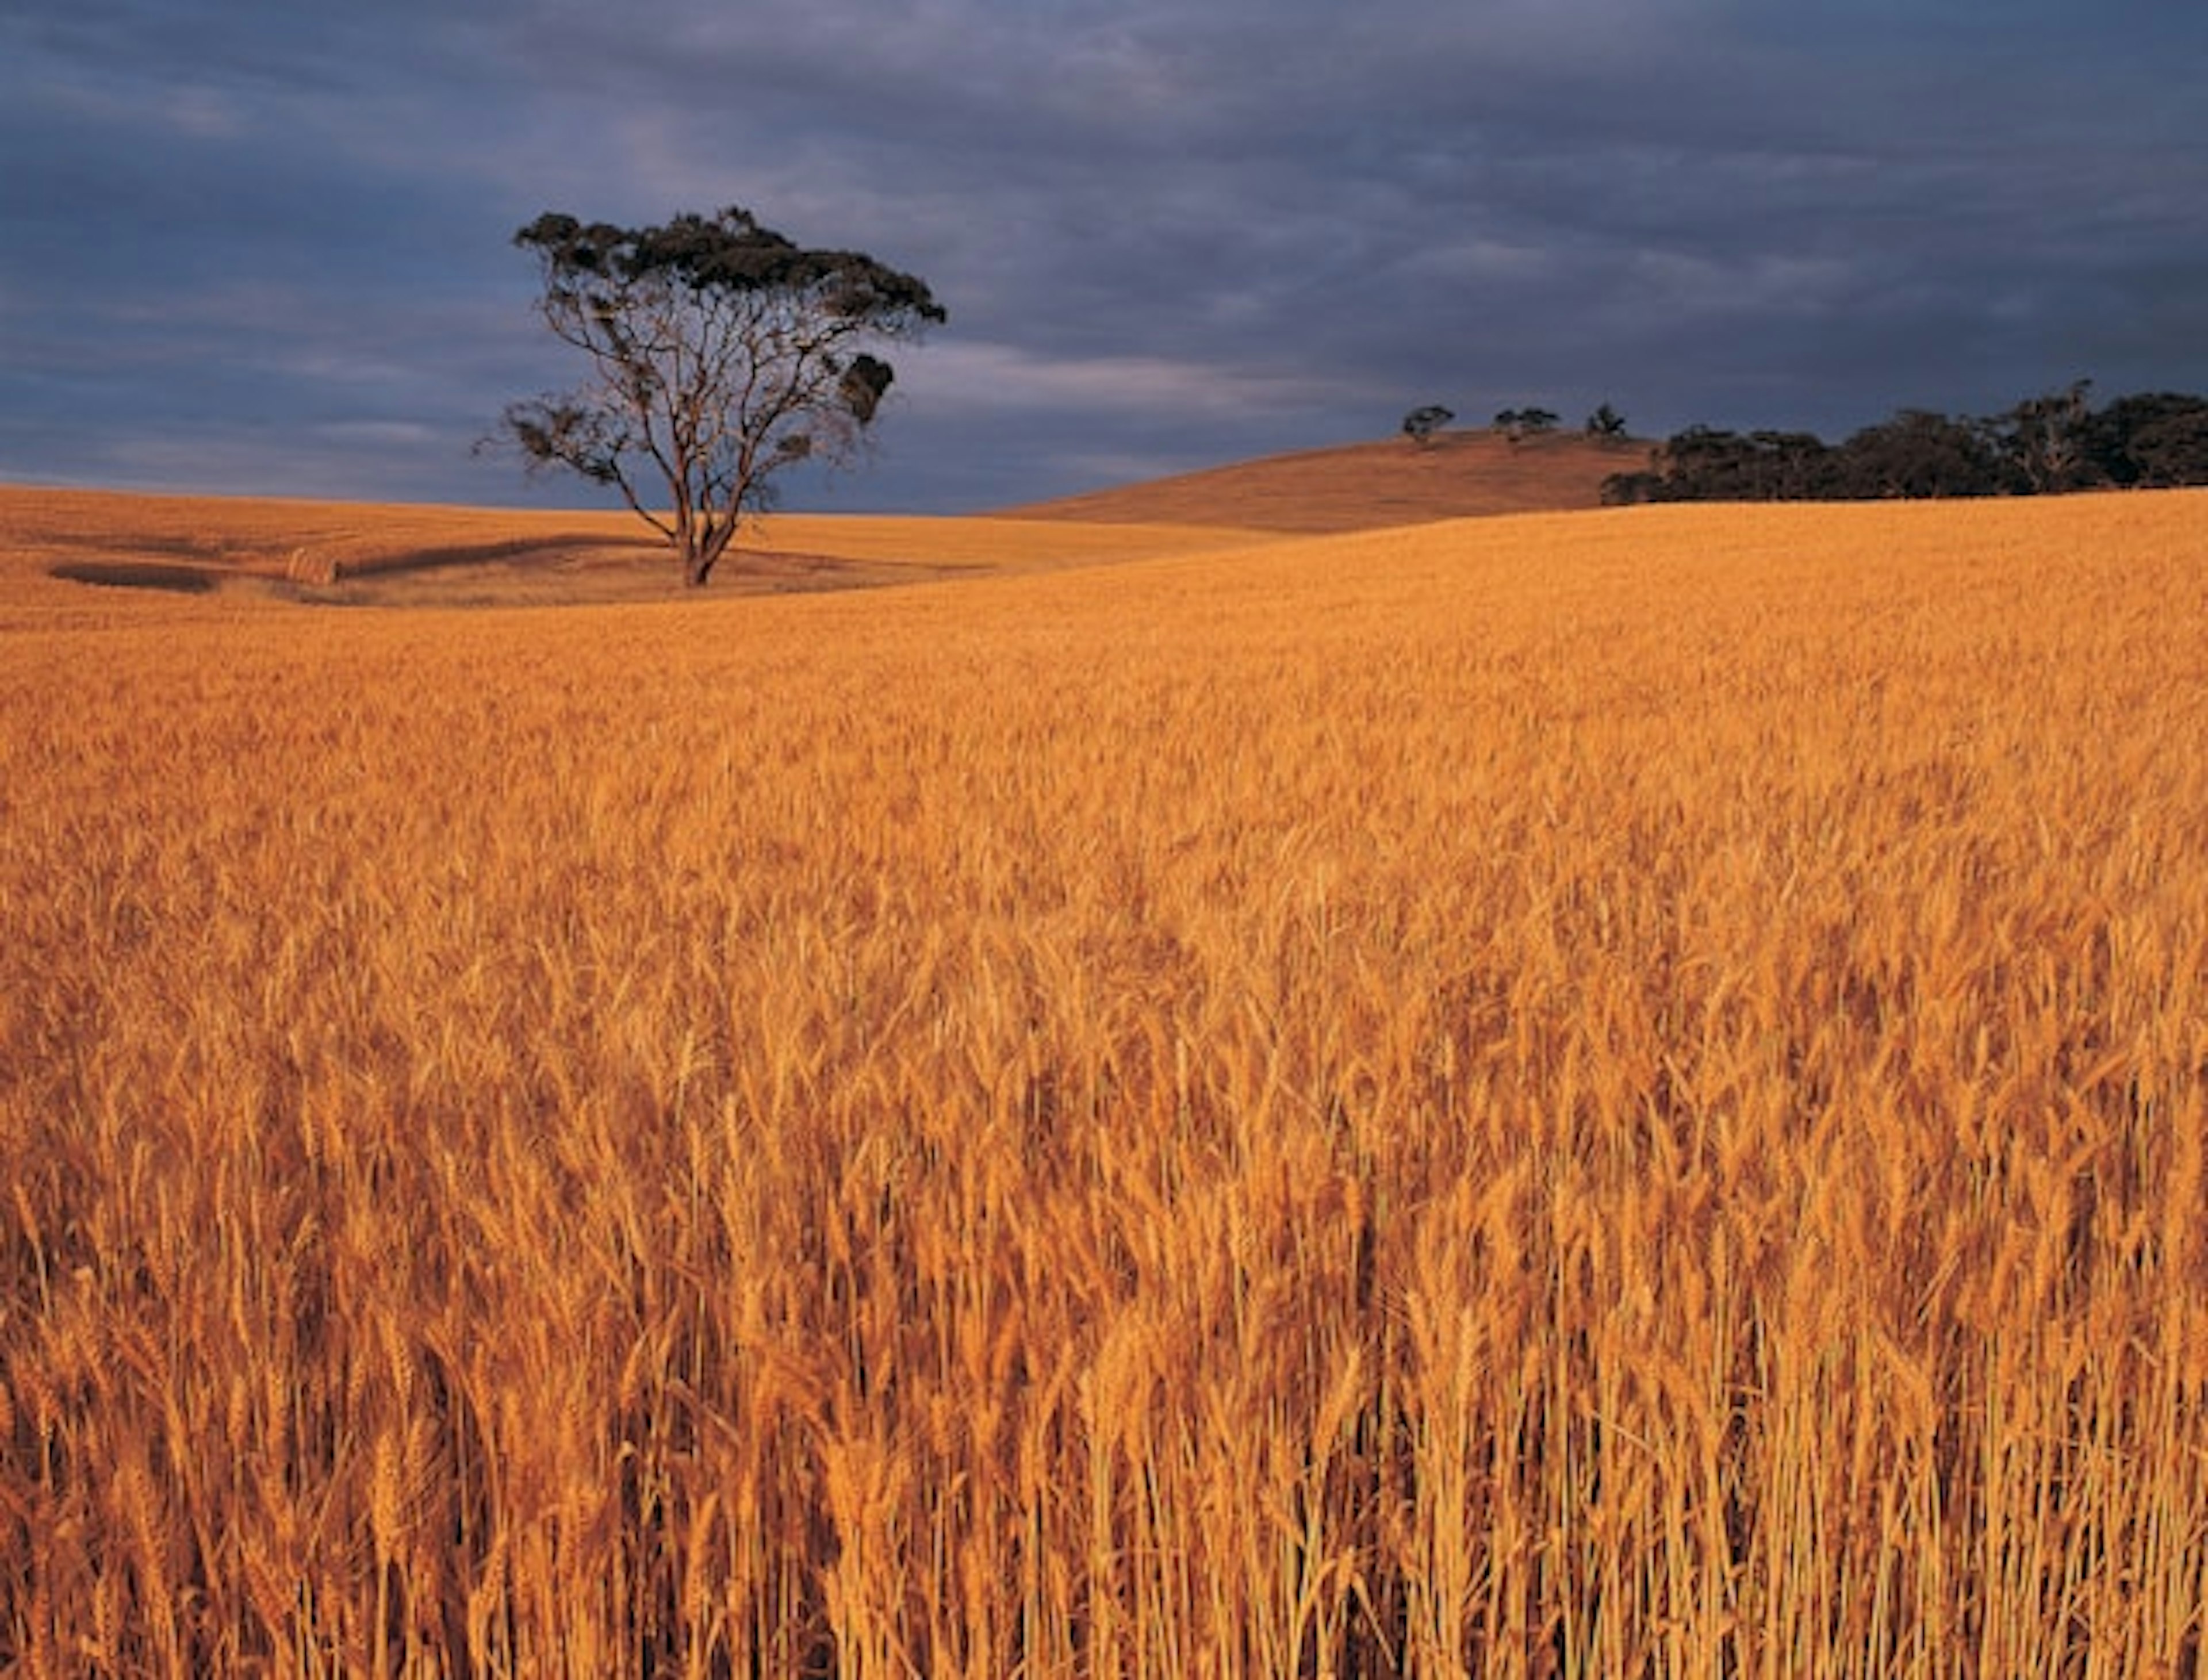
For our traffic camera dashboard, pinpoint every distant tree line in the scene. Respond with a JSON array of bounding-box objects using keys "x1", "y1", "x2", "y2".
[
  {"x1": 1602, "y1": 383, "x2": 2208, "y2": 505},
  {"x1": 1401, "y1": 402, "x2": 1634, "y2": 447}
]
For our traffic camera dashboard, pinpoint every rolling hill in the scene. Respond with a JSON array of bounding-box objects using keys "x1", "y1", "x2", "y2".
[
  {"x1": 993, "y1": 426, "x2": 1650, "y2": 531},
  {"x1": 1, "y1": 427, "x2": 1642, "y2": 607}
]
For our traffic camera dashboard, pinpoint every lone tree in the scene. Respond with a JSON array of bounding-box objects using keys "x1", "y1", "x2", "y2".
[
  {"x1": 1402, "y1": 404, "x2": 1455, "y2": 447},
  {"x1": 1495, "y1": 406, "x2": 1559, "y2": 443},
  {"x1": 1584, "y1": 402, "x2": 1629, "y2": 444},
  {"x1": 496, "y1": 207, "x2": 945, "y2": 587}
]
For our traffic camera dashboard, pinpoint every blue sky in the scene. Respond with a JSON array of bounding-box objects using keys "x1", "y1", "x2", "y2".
[{"x1": 3, "y1": 0, "x2": 2204, "y2": 512}]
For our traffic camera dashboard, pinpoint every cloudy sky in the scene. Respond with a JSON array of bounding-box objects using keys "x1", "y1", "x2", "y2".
[{"x1": 4, "y1": 1, "x2": 2205, "y2": 513}]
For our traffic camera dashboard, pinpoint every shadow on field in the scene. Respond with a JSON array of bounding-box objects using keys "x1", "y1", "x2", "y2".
[
  {"x1": 48, "y1": 561, "x2": 218, "y2": 594},
  {"x1": 277, "y1": 541, "x2": 934, "y2": 608},
  {"x1": 321, "y1": 534, "x2": 662, "y2": 579},
  {"x1": 43, "y1": 531, "x2": 964, "y2": 608}
]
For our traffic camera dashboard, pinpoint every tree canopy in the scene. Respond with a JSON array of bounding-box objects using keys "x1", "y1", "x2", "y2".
[
  {"x1": 1494, "y1": 406, "x2": 1559, "y2": 443},
  {"x1": 1584, "y1": 403, "x2": 1630, "y2": 444},
  {"x1": 1603, "y1": 384, "x2": 2208, "y2": 506},
  {"x1": 496, "y1": 206, "x2": 945, "y2": 587},
  {"x1": 1401, "y1": 404, "x2": 1455, "y2": 446}
]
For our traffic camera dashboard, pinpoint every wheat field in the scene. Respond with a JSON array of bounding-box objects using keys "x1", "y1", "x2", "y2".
[{"x1": 3, "y1": 489, "x2": 2205, "y2": 1677}]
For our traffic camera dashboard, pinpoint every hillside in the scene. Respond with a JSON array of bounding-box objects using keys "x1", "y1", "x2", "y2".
[
  {"x1": 994, "y1": 426, "x2": 1650, "y2": 531},
  {"x1": 1, "y1": 429, "x2": 1638, "y2": 607},
  {"x1": 0, "y1": 485, "x2": 1265, "y2": 609}
]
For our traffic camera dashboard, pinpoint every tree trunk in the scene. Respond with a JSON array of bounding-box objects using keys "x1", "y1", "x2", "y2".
[{"x1": 683, "y1": 512, "x2": 741, "y2": 588}]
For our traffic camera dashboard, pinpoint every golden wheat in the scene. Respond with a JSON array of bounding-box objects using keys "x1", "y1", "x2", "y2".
[{"x1": 2, "y1": 489, "x2": 2205, "y2": 1675}]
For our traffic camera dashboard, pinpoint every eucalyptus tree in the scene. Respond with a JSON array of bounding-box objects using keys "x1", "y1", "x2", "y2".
[
  {"x1": 497, "y1": 207, "x2": 945, "y2": 587},
  {"x1": 1401, "y1": 404, "x2": 1455, "y2": 446}
]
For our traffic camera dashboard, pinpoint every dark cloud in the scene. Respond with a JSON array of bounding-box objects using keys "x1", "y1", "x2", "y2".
[{"x1": 4, "y1": 0, "x2": 2204, "y2": 511}]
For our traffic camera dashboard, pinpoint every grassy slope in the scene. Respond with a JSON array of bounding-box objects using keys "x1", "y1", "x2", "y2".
[
  {"x1": 994, "y1": 427, "x2": 1650, "y2": 531},
  {"x1": 0, "y1": 484, "x2": 1273, "y2": 608},
  {"x1": 0, "y1": 427, "x2": 1640, "y2": 609}
]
